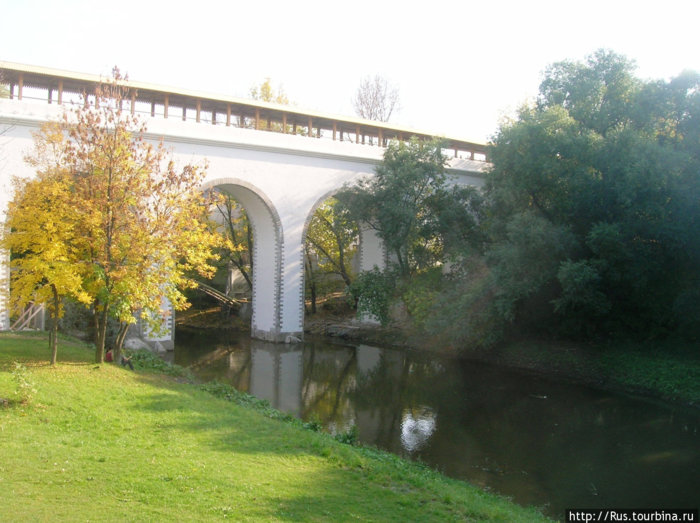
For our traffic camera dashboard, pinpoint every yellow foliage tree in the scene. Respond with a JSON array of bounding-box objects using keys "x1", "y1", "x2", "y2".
[
  {"x1": 10, "y1": 69, "x2": 220, "y2": 363},
  {"x1": 2, "y1": 165, "x2": 91, "y2": 364}
]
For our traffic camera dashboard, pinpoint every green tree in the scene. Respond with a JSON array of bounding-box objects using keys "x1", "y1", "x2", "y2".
[
  {"x1": 304, "y1": 199, "x2": 358, "y2": 313},
  {"x1": 339, "y1": 139, "x2": 484, "y2": 323},
  {"x1": 213, "y1": 191, "x2": 253, "y2": 293},
  {"x1": 340, "y1": 139, "x2": 482, "y2": 278},
  {"x1": 17, "y1": 69, "x2": 219, "y2": 363},
  {"x1": 485, "y1": 50, "x2": 700, "y2": 340}
]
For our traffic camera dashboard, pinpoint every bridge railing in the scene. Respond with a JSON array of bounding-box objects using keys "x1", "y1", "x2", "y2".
[{"x1": 0, "y1": 61, "x2": 488, "y2": 161}]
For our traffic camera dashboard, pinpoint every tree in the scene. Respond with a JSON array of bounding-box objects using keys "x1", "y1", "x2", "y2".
[
  {"x1": 248, "y1": 78, "x2": 303, "y2": 134},
  {"x1": 249, "y1": 78, "x2": 289, "y2": 105},
  {"x1": 213, "y1": 191, "x2": 253, "y2": 293},
  {"x1": 306, "y1": 199, "x2": 357, "y2": 288},
  {"x1": 2, "y1": 154, "x2": 91, "y2": 364},
  {"x1": 338, "y1": 139, "x2": 484, "y2": 323},
  {"x1": 339, "y1": 139, "x2": 482, "y2": 278},
  {"x1": 352, "y1": 75, "x2": 400, "y2": 122},
  {"x1": 484, "y1": 50, "x2": 700, "y2": 340},
  {"x1": 15, "y1": 69, "x2": 219, "y2": 363},
  {"x1": 304, "y1": 199, "x2": 358, "y2": 313}
]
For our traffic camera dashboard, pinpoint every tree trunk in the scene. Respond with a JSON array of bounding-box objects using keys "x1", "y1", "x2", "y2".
[
  {"x1": 49, "y1": 285, "x2": 59, "y2": 365},
  {"x1": 305, "y1": 248, "x2": 317, "y2": 314},
  {"x1": 113, "y1": 322, "x2": 130, "y2": 363},
  {"x1": 94, "y1": 303, "x2": 109, "y2": 363}
]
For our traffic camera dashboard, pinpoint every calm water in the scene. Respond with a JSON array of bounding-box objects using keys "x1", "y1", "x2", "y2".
[{"x1": 173, "y1": 328, "x2": 699, "y2": 519}]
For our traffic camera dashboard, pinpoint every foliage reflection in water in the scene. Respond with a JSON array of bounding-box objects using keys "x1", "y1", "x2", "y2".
[{"x1": 174, "y1": 328, "x2": 699, "y2": 519}]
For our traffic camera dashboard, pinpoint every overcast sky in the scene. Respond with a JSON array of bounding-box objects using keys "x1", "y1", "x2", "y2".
[{"x1": 2, "y1": 0, "x2": 699, "y2": 142}]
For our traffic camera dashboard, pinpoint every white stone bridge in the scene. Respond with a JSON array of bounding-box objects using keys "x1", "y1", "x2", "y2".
[{"x1": 0, "y1": 62, "x2": 487, "y2": 344}]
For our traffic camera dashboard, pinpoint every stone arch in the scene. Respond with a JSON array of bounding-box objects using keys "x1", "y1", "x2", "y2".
[{"x1": 202, "y1": 177, "x2": 284, "y2": 341}]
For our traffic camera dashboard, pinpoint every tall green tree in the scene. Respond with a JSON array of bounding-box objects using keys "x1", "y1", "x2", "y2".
[
  {"x1": 338, "y1": 139, "x2": 484, "y2": 323},
  {"x1": 339, "y1": 139, "x2": 482, "y2": 278},
  {"x1": 485, "y1": 50, "x2": 700, "y2": 340}
]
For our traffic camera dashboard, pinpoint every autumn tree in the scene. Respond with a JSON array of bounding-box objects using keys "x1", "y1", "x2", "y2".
[
  {"x1": 352, "y1": 75, "x2": 400, "y2": 122},
  {"x1": 249, "y1": 78, "x2": 289, "y2": 105},
  {"x1": 306, "y1": 199, "x2": 357, "y2": 288},
  {"x1": 17, "y1": 69, "x2": 219, "y2": 363},
  {"x1": 2, "y1": 143, "x2": 91, "y2": 364}
]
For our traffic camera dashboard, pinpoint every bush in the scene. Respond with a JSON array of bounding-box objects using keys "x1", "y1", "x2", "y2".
[
  {"x1": 12, "y1": 362, "x2": 37, "y2": 405},
  {"x1": 348, "y1": 268, "x2": 397, "y2": 325},
  {"x1": 128, "y1": 350, "x2": 194, "y2": 381}
]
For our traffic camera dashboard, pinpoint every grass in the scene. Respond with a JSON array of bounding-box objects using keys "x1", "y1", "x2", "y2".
[
  {"x1": 481, "y1": 338, "x2": 700, "y2": 407},
  {"x1": 0, "y1": 332, "x2": 551, "y2": 522}
]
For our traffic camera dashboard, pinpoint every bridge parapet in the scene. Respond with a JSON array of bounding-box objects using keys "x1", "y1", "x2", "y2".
[{"x1": 1, "y1": 61, "x2": 488, "y2": 162}]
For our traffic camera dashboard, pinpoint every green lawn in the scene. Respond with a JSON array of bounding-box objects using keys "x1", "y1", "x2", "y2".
[{"x1": 0, "y1": 332, "x2": 550, "y2": 522}]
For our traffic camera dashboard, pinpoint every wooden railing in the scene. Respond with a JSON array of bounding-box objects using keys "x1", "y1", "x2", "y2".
[
  {"x1": 10, "y1": 302, "x2": 44, "y2": 331},
  {"x1": 0, "y1": 61, "x2": 487, "y2": 161},
  {"x1": 195, "y1": 281, "x2": 245, "y2": 308}
]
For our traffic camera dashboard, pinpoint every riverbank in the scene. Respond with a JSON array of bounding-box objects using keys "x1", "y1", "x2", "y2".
[
  {"x1": 178, "y1": 305, "x2": 699, "y2": 408},
  {"x1": 302, "y1": 313, "x2": 700, "y2": 409},
  {"x1": 0, "y1": 332, "x2": 550, "y2": 522}
]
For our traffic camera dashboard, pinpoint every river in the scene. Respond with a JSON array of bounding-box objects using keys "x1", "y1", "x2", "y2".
[{"x1": 172, "y1": 327, "x2": 699, "y2": 519}]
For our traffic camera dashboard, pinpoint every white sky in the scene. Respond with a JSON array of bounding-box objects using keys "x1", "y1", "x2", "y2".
[{"x1": 2, "y1": 0, "x2": 699, "y2": 142}]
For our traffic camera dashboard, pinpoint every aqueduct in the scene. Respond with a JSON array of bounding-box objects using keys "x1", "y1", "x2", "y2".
[{"x1": 0, "y1": 62, "x2": 487, "y2": 344}]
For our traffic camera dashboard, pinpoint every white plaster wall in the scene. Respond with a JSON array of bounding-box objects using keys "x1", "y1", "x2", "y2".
[{"x1": 0, "y1": 98, "x2": 486, "y2": 338}]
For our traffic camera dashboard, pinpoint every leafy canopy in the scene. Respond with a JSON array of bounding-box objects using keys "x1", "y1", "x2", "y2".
[
  {"x1": 485, "y1": 49, "x2": 700, "y2": 340},
  {"x1": 5, "y1": 68, "x2": 220, "y2": 362}
]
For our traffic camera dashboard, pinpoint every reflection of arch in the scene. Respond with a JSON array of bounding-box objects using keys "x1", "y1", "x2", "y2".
[{"x1": 202, "y1": 177, "x2": 283, "y2": 341}]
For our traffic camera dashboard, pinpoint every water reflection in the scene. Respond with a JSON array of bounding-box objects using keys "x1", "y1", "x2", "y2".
[
  {"x1": 401, "y1": 407, "x2": 436, "y2": 453},
  {"x1": 174, "y1": 328, "x2": 699, "y2": 519}
]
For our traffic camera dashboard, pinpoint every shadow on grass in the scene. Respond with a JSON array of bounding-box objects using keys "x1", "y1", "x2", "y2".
[
  {"x1": 122, "y1": 375, "x2": 503, "y2": 521},
  {"x1": 127, "y1": 373, "x2": 316, "y2": 457}
]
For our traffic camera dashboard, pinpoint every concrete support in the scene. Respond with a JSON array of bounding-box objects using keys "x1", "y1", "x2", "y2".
[
  {"x1": 0, "y1": 248, "x2": 9, "y2": 330},
  {"x1": 358, "y1": 225, "x2": 386, "y2": 273},
  {"x1": 140, "y1": 296, "x2": 175, "y2": 351}
]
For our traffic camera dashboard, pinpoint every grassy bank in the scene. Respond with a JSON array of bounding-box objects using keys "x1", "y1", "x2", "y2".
[
  {"x1": 0, "y1": 332, "x2": 550, "y2": 522},
  {"x1": 470, "y1": 338, "x2": 700, "y2": 407}
]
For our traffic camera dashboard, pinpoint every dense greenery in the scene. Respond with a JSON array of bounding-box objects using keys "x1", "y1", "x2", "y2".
[
  {"x1": 0, "y1": 333, "x2": 550, "y2": 521},
  {"x1": 345, "y1": 50, "x2": 699, "y2": 347},
  {"x1": 338, "y1": 138, "x2": 483, "y2": 323},
  {"x1": 483, "y1": 50, "x2": 700, "y2": 341}
]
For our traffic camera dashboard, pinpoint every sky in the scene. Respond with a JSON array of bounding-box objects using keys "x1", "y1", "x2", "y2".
[{"x1": 2, "y1": 0, "x2": 699, "y2": 143}]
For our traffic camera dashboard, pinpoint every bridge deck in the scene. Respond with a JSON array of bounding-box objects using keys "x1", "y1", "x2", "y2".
[{"x1": 0, "y1": 61, "x2": 487, "y2": 161}]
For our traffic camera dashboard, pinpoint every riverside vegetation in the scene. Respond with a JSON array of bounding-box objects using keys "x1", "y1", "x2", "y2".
[{"x1": 0, "y1": 332, "x2": 551, "y2": 522}]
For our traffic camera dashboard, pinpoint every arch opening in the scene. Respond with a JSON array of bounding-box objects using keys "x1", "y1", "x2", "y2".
[
  {"x1": 301, "y1": 191, "x2": 385, "y2": 320},
  {"x1": 202, "y1": 178, "x2": 284, "y2": 342}
]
